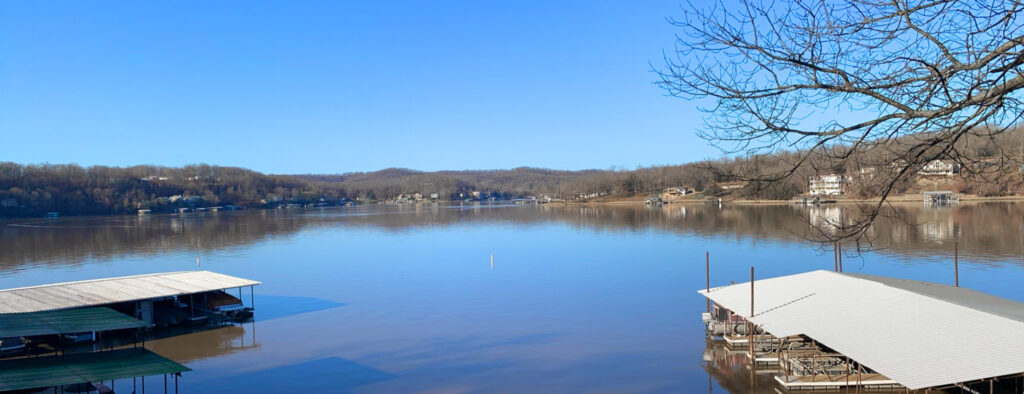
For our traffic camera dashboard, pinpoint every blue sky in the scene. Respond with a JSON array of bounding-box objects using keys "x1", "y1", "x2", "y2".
[{"x1": 0, "y1": 1, "x2": 715, "y2": 174}]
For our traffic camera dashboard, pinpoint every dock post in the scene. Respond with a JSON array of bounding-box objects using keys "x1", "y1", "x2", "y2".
[
  {"x1": 846, "y1": 356, "x2": 850, "y2": 394},
  {"x1": 705, "y1": 251, "x2": 710, "y2": 312},
  {"x1": 749, "y1": 266, "x2": 754, "y2": 368},
  {"x1": 838, "y1": 243, "x2": 843, "y2": 272},
  {"x1": 834, "y1": 242, "x2": 838, "y2": 272},
  {"x1": 954, "y1": 238, "x2": 959, "y2": 287}
]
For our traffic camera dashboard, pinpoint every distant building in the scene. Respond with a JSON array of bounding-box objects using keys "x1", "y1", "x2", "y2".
[
  {"x1": 717, "y1": 181, "x2": 747, "y2": 191},
  {"x1": 0, "y1": 198, "x2": 16, "y2": 208},
  {"x1": 919, "y1": 160, "x2": 959, "y2": 176},
  {"x1": 809, "y1": 174, "x2": 845, "y2": 196},
  {"x1": 429, "y1": 193, "x2": 439, "y2": 199},
  {"x1": 664, "y1": 187, "x2": 693, "y2": 196},
  {"x1": 660, "y1": 187, "x2": 694, "y2": 202}
]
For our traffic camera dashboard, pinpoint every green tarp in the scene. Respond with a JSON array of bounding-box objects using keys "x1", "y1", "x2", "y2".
[
  {"x1": 0, "y1": 307, "x2": 147, "y2": 338},
  {"x1": 0, "y1": 348, "x2": 190, "y2": 391}
]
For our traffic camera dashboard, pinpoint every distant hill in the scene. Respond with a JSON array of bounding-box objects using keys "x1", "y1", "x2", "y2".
[{"x1": 289, "y1": 167, "x2": 602, "y2": 200}]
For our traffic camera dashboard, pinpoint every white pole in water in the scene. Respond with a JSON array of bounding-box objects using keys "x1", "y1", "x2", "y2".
[
  {"x1": 196, "y1": 256, "x2": 200, "y2": 267},
  {"x1": 490, "y1": 253, "x2": 494, "y2": 270}
]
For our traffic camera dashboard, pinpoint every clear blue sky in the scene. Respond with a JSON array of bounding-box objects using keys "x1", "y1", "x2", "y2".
[{"x1": 0, "y1": 1, "x2": 716, "y2": 174}]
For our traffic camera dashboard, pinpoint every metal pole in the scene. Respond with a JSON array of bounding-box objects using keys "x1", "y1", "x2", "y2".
[
  {"x1": 749, "y1": 266, "x2": 754, "y2": 368},
  {"x1": 705, "y1": 251, "x2": 710, "y2": 312},
  {"x1": 175, "y1": 374, "x2": 179, "y2": 394},
  {"x1": 834, "y1": 242, "x2": 838, "y2": 272},
  {"x1": 839, "y1": 243, "x2": 844, "y2": 272},
  {"x1": 954, "y1": 238, "x2": 959, "y2": 287},
  {"x1": 250, "y1": 285, "x2": 255, "y2": 309},
  {"x1": 856, "y1": 364, "x2": 863, "y2": 394},
  {"x1": 164, "y1": 374, "x2": 167, "y2": 394},
  {"x1": 846, "y1": 356, "x2": 850, "y2": 394}
]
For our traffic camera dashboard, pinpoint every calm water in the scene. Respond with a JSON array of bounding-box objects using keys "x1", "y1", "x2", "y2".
[{"x1": 2, "y1": 202, "x2": 1023, "y2": 393}]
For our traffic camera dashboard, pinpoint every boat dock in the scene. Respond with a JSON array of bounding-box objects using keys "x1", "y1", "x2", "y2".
[
  {"x1": 700, "y1": 270, "x2": 1024, "y2": 392},
  {"x1": 0, "y1": 270, "x2": 260, "y2": 393}
]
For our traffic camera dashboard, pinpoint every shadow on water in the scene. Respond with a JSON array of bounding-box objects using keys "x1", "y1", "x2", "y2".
[
  {"x1": 254, "y1": 295, "x2": 345, "y2": 322},
  {"x1": 198, "y1": 357, "x2": 395, "y2": 393}
]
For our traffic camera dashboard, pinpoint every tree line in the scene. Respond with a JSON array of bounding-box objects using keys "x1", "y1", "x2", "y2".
[
  {"x1": 4, "y1": 124, "x2": 1024, "y2": 218},
  {"x1": 0, "y1": 163, "x2": 343, "y2": 217}
]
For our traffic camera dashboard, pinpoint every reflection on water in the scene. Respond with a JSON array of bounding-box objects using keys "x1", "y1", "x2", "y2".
[
  {"x1": 1, "y1": 202, "x2": 1024, "y2": 392},
  {"x1": 3, "y1": 202, "x2": 1024, "y2": 270},
  {"x1": 702, "y1": 340, "x2": 780, "y2": 394},
  {"x1": 147, "y1": 324, "x2": 256, "y2": 363}
]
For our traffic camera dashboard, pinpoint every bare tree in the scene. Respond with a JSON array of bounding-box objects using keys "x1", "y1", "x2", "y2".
[{"x1": 657, "y1": 0, "x2": 1024, "y2": 242}]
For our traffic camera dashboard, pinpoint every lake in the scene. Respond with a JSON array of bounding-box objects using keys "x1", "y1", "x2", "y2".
[{"x1": 1, "y1": 202, "x2": 1022, "y2": 393}]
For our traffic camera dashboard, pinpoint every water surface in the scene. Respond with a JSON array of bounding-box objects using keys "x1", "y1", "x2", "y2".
[{"x1": 2, "y1": 202, "x2": 1022, "y2": 392}]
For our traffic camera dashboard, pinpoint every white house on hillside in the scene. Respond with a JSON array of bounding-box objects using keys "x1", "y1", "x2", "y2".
[
  {"x1": 809, "y1": 174, "x2": 844, "y2": 196},
  {"x1": 919, "y1": 160, "x2": 959, "y2": 176}
]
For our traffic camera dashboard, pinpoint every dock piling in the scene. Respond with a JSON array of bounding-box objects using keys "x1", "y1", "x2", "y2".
[
  {"x1": 705, "y1": 251, "x2": 710, "y2": 312},
  {"x1": 954, "y1": 238, "x2": 959, "y2": 287}
]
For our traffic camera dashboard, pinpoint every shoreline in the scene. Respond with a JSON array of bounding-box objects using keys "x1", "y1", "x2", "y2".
[{"x1": 543, "y1": 194, "x2": 1024, "y2": 206}]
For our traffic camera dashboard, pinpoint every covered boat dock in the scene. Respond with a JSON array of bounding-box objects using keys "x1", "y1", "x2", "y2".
[
  {"x1": 0, "y1": 348, "x2": 190, "y2": 392},
  {"x1": 0, "y1": 270, "x2": 261, "y2": 314},
  {"x1": 699, "y1": 270, "x2": 1024, "y2": 392},
  {"x1": 0, "y1": 307, "x2": 148, "y2": 338},
  {"x1": 0, "y1": 270, "x2": 260, "y2": 392}
]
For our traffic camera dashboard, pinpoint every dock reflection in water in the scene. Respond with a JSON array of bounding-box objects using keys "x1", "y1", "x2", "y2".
[{"x1": 147, "y1": 323, "x2": 257, "y2": 364}]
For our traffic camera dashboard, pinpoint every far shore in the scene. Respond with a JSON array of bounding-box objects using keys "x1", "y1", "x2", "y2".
[{"x1": 542, "y1": 193, "x2": 1024, "y2": 206}]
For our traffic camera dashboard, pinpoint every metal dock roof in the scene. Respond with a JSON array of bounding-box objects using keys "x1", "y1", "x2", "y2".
[
  {"x1": 0, "y1": 307, "x2": 147, "y2": 338},
  {"x1": 698, "y1": 270, "x2": 1024, "y2": 390},
  {"x1": 0, "y1": 271, "x2": 260, "y2": 314},
  {"x1": 0, "y1": 348, "x2": 190, "y2": 391}
]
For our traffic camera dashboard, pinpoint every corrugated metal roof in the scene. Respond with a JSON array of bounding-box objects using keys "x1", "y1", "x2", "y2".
[
  {"x1": 698, "y1": 270, "x2": 1024, "y2": 390},
  {"x1": 0, "y1": 271, "x2": 260, "y2": 314},
  {"x1": 0, "y1": 307, "x2": 147, "y2": 337},
  {"x1": 0, "y1": 348, "x2": 190, "y2": 391}
]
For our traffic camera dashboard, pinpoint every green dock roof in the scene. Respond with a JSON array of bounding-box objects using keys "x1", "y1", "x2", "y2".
[
  {"x1": 0, "y1": 307, "x2": 147, "y2": 338},
  {"x1": 0, "y1": 348, "x2": 190, "y2": 391}
]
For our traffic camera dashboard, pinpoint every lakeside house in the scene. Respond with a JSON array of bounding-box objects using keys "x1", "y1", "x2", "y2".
[
  {"x1": 809, "y1": 174, "x2": 844, "y2": 196},
  {"x1": 0, "y1": 199, "x2": 16, "y2": 208},
  {"x1": 716, "y1": 181, "x2": 746, "y2": 191},
  {"x1": 660, "y1": 186, "x2": 694, "y2": 202},
  {"x1": 919, "y1": 160, "x2": 960, "y2": 176}
]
